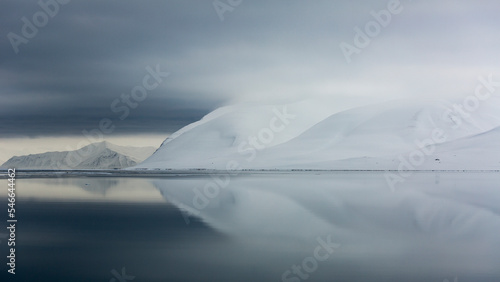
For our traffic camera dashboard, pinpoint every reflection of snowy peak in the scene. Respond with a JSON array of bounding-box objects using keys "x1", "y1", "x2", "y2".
[
  {"x1": 137, "y1": 98, "x2": 500, "y2": 170},
  {"x1": 2, "y1": 141, "x2": 155, "y2": 169}
]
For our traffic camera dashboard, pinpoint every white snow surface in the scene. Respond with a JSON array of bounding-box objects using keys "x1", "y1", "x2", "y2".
[
  {"x1": 136, "y1": 98, "x2": 500, "y2": 170},
  {"x1": 2, "y1": 141, "x2": 156, "y2": 169}
]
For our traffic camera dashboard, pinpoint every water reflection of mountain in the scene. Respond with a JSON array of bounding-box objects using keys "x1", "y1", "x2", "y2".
[
  {"x1": 44, "y1": 178, "x2": 119, "y2": 195},
  {"x1": 151, "y1": 173, "x2": 500, "y2": 280}
]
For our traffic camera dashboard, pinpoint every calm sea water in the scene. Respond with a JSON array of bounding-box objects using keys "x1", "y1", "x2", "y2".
[{"x1": 1, "y1": 172, "x2": 500, "y2": 282}]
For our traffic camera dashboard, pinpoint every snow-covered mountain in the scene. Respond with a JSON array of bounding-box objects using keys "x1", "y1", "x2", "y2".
[
  {"x1": 2, "y1": 141, "x2": 156, "y2": 169},
  {"x1": 135, "y1": 97, "x2": 500, "y2": 170}
]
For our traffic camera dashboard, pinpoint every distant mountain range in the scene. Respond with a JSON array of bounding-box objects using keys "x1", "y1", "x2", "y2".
[
  {"x1": 7, "y1": 97, "x2": 500, "y2": 171},
  {"x1": 2, "y1": 141, "x2": 156, "y2": 169}
]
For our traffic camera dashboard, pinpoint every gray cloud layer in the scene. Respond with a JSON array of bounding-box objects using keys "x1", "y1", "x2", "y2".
[{"x1": 1, "y1": 0, "x2": 500, "y2": 137}]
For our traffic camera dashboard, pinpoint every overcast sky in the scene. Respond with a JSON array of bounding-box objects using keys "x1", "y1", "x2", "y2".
[{"x1": 1, "y1": 0, "x2": 500, "y2": 161}]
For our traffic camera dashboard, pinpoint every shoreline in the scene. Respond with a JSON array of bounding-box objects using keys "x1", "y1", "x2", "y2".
[{"x1": 1, "y1": 168, "x2": 500, "y2": 179}]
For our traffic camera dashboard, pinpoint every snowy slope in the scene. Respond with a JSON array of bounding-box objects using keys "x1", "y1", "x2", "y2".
[
  {"x1": 138, "y1": 100, "x2": 338, "y2": 169},
  {"x1": 2, "y1": 141, "x2": 155, "y2": 169},
  {"x1": 425, "y1": 126, "x2": 500, "y2": 170},
  {"x1": 249, "y1": 99, "x2": 500, "y2": 169},
  {"x1": 136, "y1": 97, "x2": 500, "y2": 170}
]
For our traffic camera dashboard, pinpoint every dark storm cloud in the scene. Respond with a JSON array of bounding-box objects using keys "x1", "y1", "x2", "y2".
[
  {"x1": 0, "y1": 0, "x2": 231, "y2": 137},
  {"x1": 1, "y1": 0, "x2": 500, "y2": 137}
]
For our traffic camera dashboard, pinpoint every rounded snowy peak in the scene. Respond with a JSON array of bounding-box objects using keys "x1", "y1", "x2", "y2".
[{"x1": 136, "y1": 98, "x2": 500, "y2": 170}]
